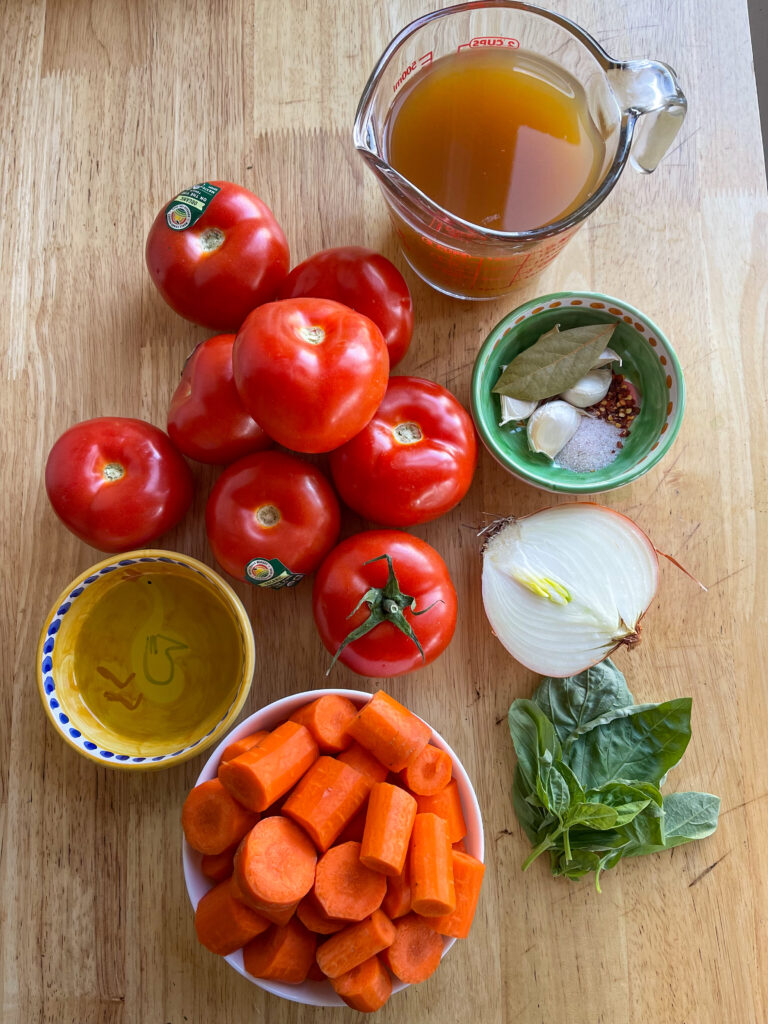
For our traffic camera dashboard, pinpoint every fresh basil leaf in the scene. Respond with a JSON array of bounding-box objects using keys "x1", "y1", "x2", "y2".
[
  {"x1": 551, "y1": 848, "x2": 602, "y2": 881},
  {"x1": 565, "y1": 698, "x2": 692, "y2": 789},
  {"x1": 508, "y1": 699, "x2": 562, "y2": 793},
  {"x1": 661, "y1": 792, "x2": 721, "y2": 847},
  {"x1": 536, "y1": 759, "x2": 571, "y2": 819},
  {"x1": 564, "y1": 829, "x2": 628, "y2": 853},
  {"x1": 565, "y1": 802, "x2": 619, "y2": 831},
  {"x1": 554, "y1": 760, "x2": 585, "y2": 803},
  {"x1": 532, "y1": 659, "x2": 634, "y2": 745},
  {"x1": 586, "y1": 780, "x2": 660, "y2": 807},
  {"x1": 619, "y1": 800, "x2": 666, "y2": 856},
  {"x1": 585, "y1": 781, "x2": 655, "y2": 826},
  {"x1": 512, "y1": 764, "x2": 546, "y2": 845},
  {"x1": 609, "y1": 800, "x2": 650, "y2": 827}
]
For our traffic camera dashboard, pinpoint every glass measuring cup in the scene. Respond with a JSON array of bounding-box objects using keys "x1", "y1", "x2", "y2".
[{"x1": 353, "y1": 1, "x2": 687, "y2": 301}]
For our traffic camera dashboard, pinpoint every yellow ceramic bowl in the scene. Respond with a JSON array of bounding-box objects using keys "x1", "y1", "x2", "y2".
[{"x1": 37, "y1": 550, "x2": 255, "y2": 770}]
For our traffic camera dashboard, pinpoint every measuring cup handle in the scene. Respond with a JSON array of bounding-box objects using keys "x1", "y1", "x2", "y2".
[{"x1": 607, "y1": 60, "x2": 687, "y2": 173}]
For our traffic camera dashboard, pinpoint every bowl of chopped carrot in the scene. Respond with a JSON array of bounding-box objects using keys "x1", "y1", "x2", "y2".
[{"x1": 182, "y1": 688, "x2": 485, "y2": 1010}]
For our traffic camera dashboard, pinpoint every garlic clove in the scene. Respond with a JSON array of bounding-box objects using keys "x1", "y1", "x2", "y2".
[
  {"x1": 526, "y1": 401, "x2": 583, "y2": 459},
  {"x1": 560, "y1": 367, "x2": 612, "y2": 408},
  {"x1": 499, "y1": 395, "x2": 539, "y2": 425},
  {"x1": 591, "y1": 347, "x2": 622, "y2": 370}
]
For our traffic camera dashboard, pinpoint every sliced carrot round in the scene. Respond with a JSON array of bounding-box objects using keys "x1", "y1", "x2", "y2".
[
  {"x1": 401, "y1": 744, "x2": 452, "y2": 796},
  {"x1": 316, "y1": 909, "x2": 395, "y2": 978},
  {"x1": 360, "y1": 782, "x2": 417, "y2": 876},
  {"x1": 182, "y1": 778, "x2": 257, "y2": 855},
  {"x1": 235, "y1": 816, "x2": 317, "y2": 911},
  {"x1": 290, "y1": 694, "x2": 357, "y2": 752},
  {"x1": 200, "y1": 846, "x2": 237, "y2": 883},
  {"x1": 194, "y1": 878, "x2": 269, "y2": 955},
  {"x1": 282, "y1": 755, "x2": 369, "y2": 851},
  {"x1": 381, "y1": 912, "x2": 444, "y2": 983},
  {"x1": 243, "y1": 917, "x2": 317, "y2": 984},
  {"x1": 347, "y1": 691, "x2": 431, "y2": 771},
  {"x1": 331, "y1": 955, "x2": 392, "y2": 1012},
  {"x1": 314, "y1": 841, "x2": 387, "y2": 922},
  {"x1": 296, "y1": 894, "x2": 347, "y2": 935}
]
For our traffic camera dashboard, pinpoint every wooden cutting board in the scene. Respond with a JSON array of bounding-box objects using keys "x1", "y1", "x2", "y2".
[{"x1": 2, "y1": 1, "x2": 766, "y2": 1021}]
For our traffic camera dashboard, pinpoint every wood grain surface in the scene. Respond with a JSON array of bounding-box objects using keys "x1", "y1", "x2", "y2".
[{"x1": 2, "y1": 1, "x2": 767, "y2": 1022}]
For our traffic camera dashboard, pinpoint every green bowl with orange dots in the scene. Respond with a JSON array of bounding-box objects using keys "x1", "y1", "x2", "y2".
[{"x1": 470, "y1": 292, "x2": 685, "y2": 494}]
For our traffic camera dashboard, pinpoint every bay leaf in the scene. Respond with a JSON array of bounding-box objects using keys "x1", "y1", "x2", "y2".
[{"x1": 493, "y1": 323, "x2": 618, "y2": 401}]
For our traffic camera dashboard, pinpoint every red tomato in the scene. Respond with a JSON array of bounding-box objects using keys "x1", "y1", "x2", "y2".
[
  {"x1": 276, "y1": 246, "x2": 413, "y2": 367},
  {"x1": 329, "y1": 376, "x2": 477, "y2": 526},
  {"x1": 145, "y1": 181, "x2": 290, "y2": 331},
  {"x1": 167, "y1": 334, "x2": 272, "y2": 464},
  {"x1": 45, "y1": 417, "x2": 193, "y2": 553},
  {"x1": 233, "y1": 298, "x2": 389, "y2": 453},
  {"x1": 312, "y1": 531, "x2": 457, "y2": 677},
  {"x1": 206, "y1": 451, "x2": 340, "y2": 585}
]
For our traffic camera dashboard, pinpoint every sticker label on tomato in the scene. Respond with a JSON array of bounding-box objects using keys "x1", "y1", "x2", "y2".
[
  {"x1": 245, "y1": 557, "x2": 303, "y2": 589},
  {"x1": 165, "y1": 182, "x2": 221, "y2": 230}
]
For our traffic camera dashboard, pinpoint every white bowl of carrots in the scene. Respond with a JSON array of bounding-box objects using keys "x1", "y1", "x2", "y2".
[{"x1": 182, "y1": 688, "x2": 485, "y2": 1011}]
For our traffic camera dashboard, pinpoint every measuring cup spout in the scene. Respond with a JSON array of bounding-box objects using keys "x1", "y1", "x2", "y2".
[{"x1": 607, "y1": 59, "x2": 687, "y2": 173}]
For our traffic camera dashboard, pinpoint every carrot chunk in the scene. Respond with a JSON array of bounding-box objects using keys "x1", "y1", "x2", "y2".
[
  {"x1": 282, "y1": 755, "x2": 369, "y2": 851},
  {"x1": 415, "y1": 779, "x2": 467, "y2": 844},
  {"x1": 296, "y1": 894, "x2": 347, "y2": 935},
  {"x1": 347, "y1": 691, "x2": 431, "y2": 771},
  {"x1": 315, "y1": 909, "x2": 396, "y2": 978},
  {"x1": 452, "y1": 839, "x2": 467, "y2": 853},
  {"x1": 382, "y1": 862, "x2": 411, "y2": 919},
  {"x1": 194, "y1": 877, "x2": 270, "y2": 955},
  {"x1": 381, "y1": 912, "x2": 444, "y2": 983},
  {"x1": 232, "y1": 878, "x2": 299, "y2": 926},
  {"x1": 429, "y1": 851, "x2": 485, "y2": 939},
  {"x1": 360, "y1": 782, "x2": 417, "y2": 876},
  {"x1": 410, "y1": 812, "x2": 456, "y2": 917},
  {"x1": 400, "y1": 744, "x2": 452, "y2": 796},
  {"x1": 331, "y1": 955, "x2": 392, "y2": 1012},
  {"x1": 182, "y1": 779, "x2": 258, "y2": 855},
  {"x1": 234, "y1": 816, "x2": 317, "y2": 921},
  {"x1": 219, "y1": 730, "x2": 269, "y2": 764},
  {"x1": 243, "y1": 917, "x2": 317, "y2": 984},
  {"x1": 337, "y1": 742, "x2": 389, "y2": 790},
  {"x1": 201, "y1": 846, "x2": 237, "y2": 883},
  {"x1": 289, "y1": 694, "x2": 357, "y2": 753},
  {"x1": 313, "y1": 841, "x2": 387, "y2": 922},
  {"x1": 219, "y1": 721, "x2": 318, "y2": 811}
]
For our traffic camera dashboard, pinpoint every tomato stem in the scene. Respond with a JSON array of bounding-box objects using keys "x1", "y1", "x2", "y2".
[
  {"x1": 325, "y1": 553, "x2": 442, "y2": 674},
  {"x1": 103, "y1": 462, "x2": 125, "y2": 482},
  {"x1": 393, "y1": 422, "x2": 422, "y2": 444},
  {"x1": 255, "y1": 504, "x2": 280, "y2": 527},
  {"x1": 200, "y1": 227, "x2": 225, "y2": 252}
]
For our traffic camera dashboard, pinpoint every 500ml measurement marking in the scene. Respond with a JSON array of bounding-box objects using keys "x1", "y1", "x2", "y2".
[
  {"x1": 392, "y1": 51, "x2": 433, "y2": 93},
  {"x1": 458, "y1": 37, "x2": 520, "y2": 52}
]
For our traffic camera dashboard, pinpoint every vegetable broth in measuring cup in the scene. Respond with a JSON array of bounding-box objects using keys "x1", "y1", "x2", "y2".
[{"x1": 383, "y1": 48, "x2": 606, "y2": 234}]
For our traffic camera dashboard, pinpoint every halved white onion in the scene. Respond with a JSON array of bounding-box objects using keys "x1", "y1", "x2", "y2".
[{"x1": 481, "y1": 504, "x2": 659, "y2": 677}]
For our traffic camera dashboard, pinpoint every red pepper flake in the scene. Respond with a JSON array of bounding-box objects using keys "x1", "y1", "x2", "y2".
[{"x1": 588, "y1": 374, "x2": 641, "y2": 432}]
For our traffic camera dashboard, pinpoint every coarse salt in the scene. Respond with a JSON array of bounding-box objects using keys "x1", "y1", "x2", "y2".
[{"x1": 555, "y1": 416, "x2": 622, "y2": 473}]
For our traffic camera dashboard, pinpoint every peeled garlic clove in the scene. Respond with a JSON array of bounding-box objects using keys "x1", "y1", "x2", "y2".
[
  {"x1": 591, "y1": 347, "x2": 622, "y2": 369},
  {"x1": 499, "y1": 395, "x2": 539, "y2": 425},
  {"x1": 527, "y1": 401, "x2": 583, "y2": 459},
  {"x1": 560, "y1": 368, "x2": 612, "y2": 408}
]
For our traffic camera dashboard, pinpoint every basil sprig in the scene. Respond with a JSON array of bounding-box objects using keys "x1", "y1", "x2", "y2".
[{"x1": 508, "y1": 660, "x2": 720, "y2": 890}]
